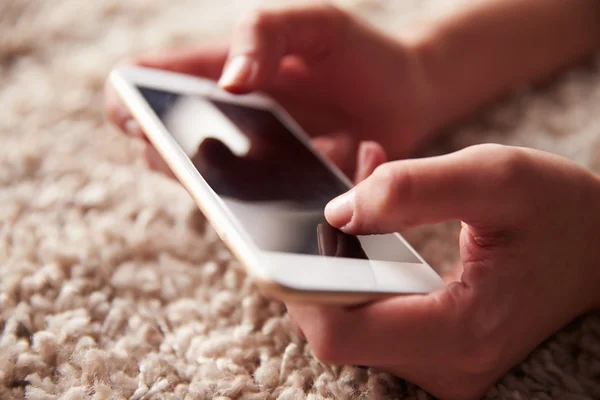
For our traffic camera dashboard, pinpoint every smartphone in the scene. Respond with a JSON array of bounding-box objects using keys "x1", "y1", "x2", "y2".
[{"x1": 109, "y1": 66, "x2": 444, "y2": 304}]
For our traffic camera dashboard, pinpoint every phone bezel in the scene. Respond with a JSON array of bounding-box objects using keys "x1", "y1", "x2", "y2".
[{"x1": 109, "y1": 66, "x2": 444, "y2": 304}]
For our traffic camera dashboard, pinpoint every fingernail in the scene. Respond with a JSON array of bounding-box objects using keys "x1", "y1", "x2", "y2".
[
  {"x1": 218, "y1": 55, "x2": 257, "y2": 90},
  {"x1": 325, "y1": 189, "x2": 355, "y2": 230},
  {"x1": 125, "y1": 119, "x2": 144, "y2": 139}
]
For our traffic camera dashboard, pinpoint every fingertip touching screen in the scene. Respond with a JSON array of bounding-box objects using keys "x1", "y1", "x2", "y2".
[{"x1": 137, "y1": 86, "x2": 421, "y2": 264}]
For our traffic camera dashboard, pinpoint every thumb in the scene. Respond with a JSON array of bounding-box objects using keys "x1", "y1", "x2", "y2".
[
  {"x1": 218, "y1": 4, "x2": 349, "y2": 93},
  {"x1": 325, "y1": 144, "x2": 532, "y2": 235}
]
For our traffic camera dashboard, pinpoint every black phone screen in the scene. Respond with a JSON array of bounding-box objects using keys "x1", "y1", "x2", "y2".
[{"x1": 137, "y1": 86, "x2": 420, "y2": 263}]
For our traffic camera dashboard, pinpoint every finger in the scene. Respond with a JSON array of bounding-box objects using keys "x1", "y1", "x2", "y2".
[
  {"x1": 218, "y1": 3, "x2": 348, "y2": 93},
  {"x1": 311, "y1": 132, "x2": 356, "y2": 176},
  {"x1": 285, "y1": 286, "x2": 463, "y2": 367},
  {"x1": 325, "y1": 144, "x2": 530, "y2": 234},
  {"x1": 105, "y1": 43, "x2": 229, "y2": 137},
  {"x1": 354, "y1": 141, "x2": 387, "y2": 183},
  {"x1": 135, "y1": 42, "x2": 229, "y2": 79},
  {"x1": 144, "y1": 144, "x2": 176, "y2": 179}
]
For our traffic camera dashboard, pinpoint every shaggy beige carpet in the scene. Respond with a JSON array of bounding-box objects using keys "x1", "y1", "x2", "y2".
[{"x1": 1, "y1": 0, "x2": 600, "y2": 399}]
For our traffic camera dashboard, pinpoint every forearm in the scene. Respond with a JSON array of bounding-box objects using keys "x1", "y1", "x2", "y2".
[{"x1": 406, "y1": 0, "x2": 600, "y2": 136}]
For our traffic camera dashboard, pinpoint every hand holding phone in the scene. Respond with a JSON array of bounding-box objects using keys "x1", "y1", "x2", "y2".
[{"x1": 104, "y1": 3, "x2": 600, "y2": 399}]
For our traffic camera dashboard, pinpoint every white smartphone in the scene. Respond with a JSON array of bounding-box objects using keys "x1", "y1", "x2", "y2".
[{"x1": 110, "y1": 66, "x2": 444, "y2": 304}]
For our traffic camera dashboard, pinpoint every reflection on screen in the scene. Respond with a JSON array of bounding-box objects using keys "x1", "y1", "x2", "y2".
[{"x1": 138, "y1": 87, "x2": 420, "y2": 263}]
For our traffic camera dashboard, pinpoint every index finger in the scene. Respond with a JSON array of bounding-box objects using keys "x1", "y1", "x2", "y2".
[{"x1": 218, "y1": 4, "x2": 349, "y2": 93}]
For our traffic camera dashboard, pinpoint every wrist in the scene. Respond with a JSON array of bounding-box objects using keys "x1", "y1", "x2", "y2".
[
  {"x1": 396, "y1": 18, "x2": 481, "y2": 148},
  {"x1": 373, "y1": 29, "x2": 445, "y2": 156},
  {"x1": 400, "y1": 0, "x2": 600, "y2": 144},
  {"x1": 404, "y1": 19, "x2": 487, "y2": 139}
]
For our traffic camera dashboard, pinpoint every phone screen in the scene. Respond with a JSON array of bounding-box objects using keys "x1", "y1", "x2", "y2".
[{"x1": 137, "y1": 86, "x2": 420, "y2": 263}]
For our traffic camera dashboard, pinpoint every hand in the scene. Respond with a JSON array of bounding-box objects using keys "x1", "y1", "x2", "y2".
[
  {"x1": 105, "y1": 3, "x2": 433, "y2": 176},
  {"x1": 286, "y1": 144, "x2": 600, "y2": 400}
]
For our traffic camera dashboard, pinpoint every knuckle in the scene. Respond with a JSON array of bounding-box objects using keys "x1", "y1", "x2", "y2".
[
  {"x1": 316, "y1": 4, "x2": 352, "y2": 40},
  {"x1": 371, "y1": 164, "x2": 399, "y2": 209},
  {"x1": 321, "y1": 3, "x2": 348, "y2": 25},
  {"x1": 239, "y1": 8, "x2": 273, "y2": 32},
  {"x1": 479, "y1": 144, "x2": 531, "y2": 188},
  {"x1": 369, "y1": 163, "x2": 416, "y2": 226}
]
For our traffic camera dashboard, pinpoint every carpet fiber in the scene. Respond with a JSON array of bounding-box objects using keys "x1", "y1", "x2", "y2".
[{"x1": 1, "y1": 0, "x2": 600, "y2": 399}]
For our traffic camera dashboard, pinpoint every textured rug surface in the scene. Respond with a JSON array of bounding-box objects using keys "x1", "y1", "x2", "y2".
[{"x1": 1, "y1": 0, "x2": 600, "y2": 399}]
